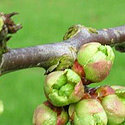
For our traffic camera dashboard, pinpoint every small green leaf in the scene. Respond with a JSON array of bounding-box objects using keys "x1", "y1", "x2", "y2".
[
  {"x1": 46, "y1": 55, "x2": 74, "y2": 74},
  {"x1": 88, "y1": 27, "x2": 98, "y2": 34},
  {"x1": 46, "y1": 62, "x2": 59, "y2": 74}
]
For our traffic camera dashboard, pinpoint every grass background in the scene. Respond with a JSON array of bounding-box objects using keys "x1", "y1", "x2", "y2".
[{"x1": 0, "y1": 0, "x2": 125, "y2": 124}]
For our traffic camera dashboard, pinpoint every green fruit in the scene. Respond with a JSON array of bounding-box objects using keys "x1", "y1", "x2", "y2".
[
  {"x1": 102, "y1": 94, "x2": 125, "y2": 125},
  {"x1": 77, "y1": 42, "x2": 115, "y2": 83},
  {"x1": 69, "y1": 99, "x2": 107, "y2": 125},
  {"x1": 33, "y1": 101, "x2": 68, "y2": 125},
  {"x1": 44, "y1": 69, "x2": 84, "y2": 107}
]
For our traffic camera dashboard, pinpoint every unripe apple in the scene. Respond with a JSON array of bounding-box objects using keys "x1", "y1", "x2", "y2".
[
  {"x1": 44, "y1": 69, "x2": 84, "y2": 107},
  {"x1": 77, "y1": 42, "x2": 115, "y2": 83},
  {"x1": 102, "y1": 94, "x2": 125, "y2": 125},
  {"x1": 69, "y1": 99, "x2": 107, "y2": 125},
  {"x1": 33, "y1": 101, "x2": 68, "y2": 125}
]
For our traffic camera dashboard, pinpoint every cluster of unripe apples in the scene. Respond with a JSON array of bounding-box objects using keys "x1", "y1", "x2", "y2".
[{"x1": 33, "y1": 42, "x2": 125, "y2": 125}]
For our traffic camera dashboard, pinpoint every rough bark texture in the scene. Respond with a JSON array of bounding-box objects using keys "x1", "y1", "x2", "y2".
[{"x1": 1, "y1": 25, "x2": 125, "y2": 75}]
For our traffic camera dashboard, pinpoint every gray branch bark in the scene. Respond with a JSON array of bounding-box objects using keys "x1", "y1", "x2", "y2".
[{"x1": 1, "y1": 25, "x2": 125, "y2": 75}]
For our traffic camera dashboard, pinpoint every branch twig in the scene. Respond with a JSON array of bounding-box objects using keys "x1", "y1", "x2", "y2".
[{"x1": 1, "y1": 24, "x2": 125, "y2": 75}]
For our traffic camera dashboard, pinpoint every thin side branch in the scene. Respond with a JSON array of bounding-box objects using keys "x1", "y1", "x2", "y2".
[{"x1": 1, "y1": 25, "x2": 125, "y2": 75}]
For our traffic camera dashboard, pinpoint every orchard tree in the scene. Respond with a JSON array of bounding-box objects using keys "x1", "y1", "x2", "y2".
[{"x1": 0, "y1": 12, "x2": 125, "y2": 125}]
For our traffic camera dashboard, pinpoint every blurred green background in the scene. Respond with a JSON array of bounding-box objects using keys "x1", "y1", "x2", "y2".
[{"x1": 0, "y1": 0, "x2": 125, "y2": 124}]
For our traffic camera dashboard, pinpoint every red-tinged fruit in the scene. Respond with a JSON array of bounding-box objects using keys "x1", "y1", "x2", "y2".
[
  {"x1": 72, "y1": 60, "x2": 91, "y2": 85},
  {"x1": 44, "y1": 69, "x2": 84, "y2": 107},
  {"x1": 69, "y1": 99, "x2": 107, "y2": 125},
  {"x1": 77, "y1": 42, "x2": 115, "y2": 83},
  {"x1": 72, "y1": 60, "x2": 85, "y2": 78},
  {"x1": 33, "y1": 101, "x2": 68, "y2": 125},
  {"x1": 102, "y1": 94, "x2": 125, "y2": 125}
]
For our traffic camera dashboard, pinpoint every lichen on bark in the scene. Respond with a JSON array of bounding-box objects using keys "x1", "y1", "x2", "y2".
[
  {"x1": 63, "y1": 24, "x2": 83, "y2": 40},
  {"x1": 45, "y1": 54, "x2": 75, "y2": 74}
]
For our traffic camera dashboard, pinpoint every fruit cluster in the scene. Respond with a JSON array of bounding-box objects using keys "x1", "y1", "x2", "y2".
[{"x1": 33, "y1": 42, "x2": 125, "y2": 125}]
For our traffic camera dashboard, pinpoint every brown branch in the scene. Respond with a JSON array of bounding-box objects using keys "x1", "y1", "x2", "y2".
[{"x1": 1, "y1": 25, "x2": 125, "y2": 75}]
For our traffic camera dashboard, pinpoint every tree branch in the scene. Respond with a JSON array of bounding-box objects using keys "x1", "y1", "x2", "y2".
[{"x1": 1, "y1": 24, "x2": 125, "y2": 75}]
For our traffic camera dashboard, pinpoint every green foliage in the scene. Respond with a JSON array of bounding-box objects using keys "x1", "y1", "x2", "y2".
[
  {"x1": 0, "y1": 17, "x2": 3, "y2": 32},
  {"x1": 77, "y1": 42, "x2": 115, "y2": 82},
  {"x1": 0, "y1": 0, "x2": 125, "y2": 125}
]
